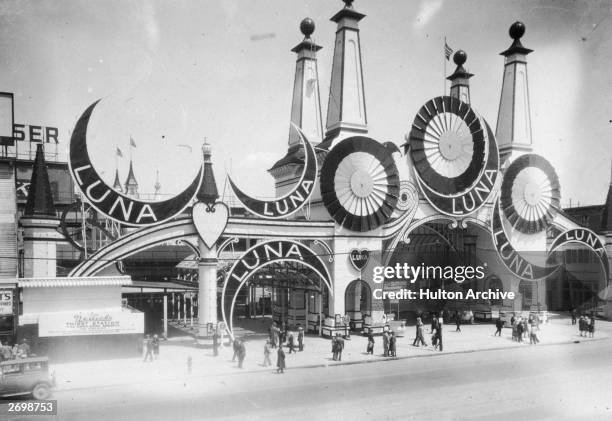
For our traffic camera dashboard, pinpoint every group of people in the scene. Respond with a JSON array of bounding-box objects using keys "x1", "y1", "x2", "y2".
[
  {"x1": 143, "y1": 334, "x2": 160, "y2": 362},
  {"x1": 331, "y1": 332, "x2": 345, "y2": 361},
  {"x1": 578, "y1": 315, "x2": 595, "y2": 337},
  {"x1": 411, "y1": 314, "x2": 444, "y2": 351},
  {"x1": 0, "y1": 339, "x2": 31, "y2": 361},
  {"x1": 509, "y1": 315, "x2": 540, "y2": 345}
]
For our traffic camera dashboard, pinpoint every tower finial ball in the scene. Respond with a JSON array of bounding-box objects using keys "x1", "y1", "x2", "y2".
[
  {"x1": 300, "y1": 18, "x2": 315, "y2": 38},
  {"x1": 509, "y1": 22, "x2": 525, "y2": 40},
  {"x1": 453, "y1": 50, "x2": 467, "y2": 66}
]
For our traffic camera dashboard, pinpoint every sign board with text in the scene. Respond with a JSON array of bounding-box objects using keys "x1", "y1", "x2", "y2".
[
  {"x1": 0, "y1": 290, "x2": 13, "y2": 315},
  {"x1": 38, "y1": 310, "x2": 144, "y2": 337}
]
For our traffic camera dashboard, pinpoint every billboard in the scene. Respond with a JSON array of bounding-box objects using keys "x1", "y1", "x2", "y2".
[{"x1": 38, "y1": 310, "x2": 144, "y2": 337}]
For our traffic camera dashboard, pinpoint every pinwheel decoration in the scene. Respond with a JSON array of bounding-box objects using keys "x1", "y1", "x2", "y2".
[
  {"x1": 320, "y1": 136, "x2": 399, "y2": 232},
  {"x1": 408, "y1": 96, "x2": 485, "y2": 195},
  {"x1": 500, "y1": 154, "x2": 560, "y2": 234}
]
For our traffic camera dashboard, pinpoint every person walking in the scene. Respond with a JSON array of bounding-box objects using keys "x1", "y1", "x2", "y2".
[
  {"x1": 495, "y1": 317, "x2": 504, "y2": 336},
  {"x1": 143, "y1": 335, "x2": 154, "y2": 362},
  {"x1": 571, "y1": 308, "x2": 577, "y2": 325},
  {"x1": 287, "y1": 333, "x2": 296, "y2": 354},
  {"x1": 413, "y1": 317, "x2": 427, "y2": 347},
  {"x1": 277, "y1": 346, "x2": 286, "y2": 373},
  {"x1": 389, "y1": 331, "x2": 397, "y2": 357},
  {"x1": 335, "y1": 333, "x2": 345, "y2": 361},
  {"x1": 382, "y1": 330, "x2": 390, "y2": 357},
  {"x1": 331, "y1": 335, "x2": 338, "y2": 360},
  {"x1": 455, "y1": 311, "x2": 462, "y2": 332},
  {"x1": 516, "y1": 319, "x2": 524, "y2": 343},
  {"x1": 152, "y1": 334, "x2": 160, "y2": 360},
  {"x1": 589, "y1": 316, "x2": 595, "y2": 338},
  {"x1": 263, "y1": 340, "x2": 272, "y2": 366},
  {"x1": 297, "y1": 326, "x2": 304, "y2": 352},
  {"x1": 237, "y1": 340, "x2": 246, "y2": 369},
  {"x1": 433, "y1": 316, "x2": 444, "y2": 351},
  {"x1": 431, "y1": 315, "x2": 440, "y2": 349},
  {"x1": 367, "y1": 332, "x2": 375, "y2": 355},
  {"x1": 232, "y1": 338, "x2": 240, "y2": 362},
  {"x1": 213, "y1": 329, "x2": 219, "y2": 357}
]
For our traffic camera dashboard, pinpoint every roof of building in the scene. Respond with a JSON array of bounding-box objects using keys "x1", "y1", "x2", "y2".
[{"x1": 23, "y1": 144, "x2": 56, "y2": 218}]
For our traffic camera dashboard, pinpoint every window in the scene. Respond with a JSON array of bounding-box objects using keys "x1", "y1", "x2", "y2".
[{"x1": 2, "y1": 364, "x2": 21, "y2": 374}]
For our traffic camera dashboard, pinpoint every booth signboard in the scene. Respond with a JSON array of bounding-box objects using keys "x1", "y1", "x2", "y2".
[
  {"x1": 38, "y1": 310, "x2": 144, "y2": 337},
  {"x1": 0, "y1": 290, "x2": 13, "y2": 315}
]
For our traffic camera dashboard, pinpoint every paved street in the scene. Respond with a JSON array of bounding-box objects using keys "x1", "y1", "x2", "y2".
[{"x1": 3, "y1": 322, "x2": 611, "y2": 420}]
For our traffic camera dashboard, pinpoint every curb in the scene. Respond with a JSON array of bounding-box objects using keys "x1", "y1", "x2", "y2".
[{"x1": 54, "y1": 335, "x2": 608, "y2": 393}]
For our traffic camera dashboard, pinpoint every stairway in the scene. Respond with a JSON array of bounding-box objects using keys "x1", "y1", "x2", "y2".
[{"x1": 0, "y1": 163, "x2": 17, "y2": 278}]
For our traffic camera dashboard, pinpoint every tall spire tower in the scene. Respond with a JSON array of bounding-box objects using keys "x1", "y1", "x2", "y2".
[
  {"x1": 289, "y1": 18, "x2": 323, "y2": 148},
  {"x1": 323, "y1": 0, "x2": 368, "y2": 147},
  {"x1": 496, "y1": 22, "x2": 534, "y2": 164},
  {"x1": 112, "y1": 169, "x2": 123, "y2": 193},
  {"x1": 269, "y1": 18, "x2": 324, "y2": 196},
  {"x1": 124, "y1": 159, "x2": 139, "y2": 198},
  {"x1": 447, "y1": 50, "x2": 473, "y2": 104}
]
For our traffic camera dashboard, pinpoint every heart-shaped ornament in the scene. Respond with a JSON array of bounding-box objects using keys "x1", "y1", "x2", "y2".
[
  {"x1": 349, "y1": 249, "x2": 370, "y2": 271},
  {"x1": 192, "y1": 201, "x2": 229, "y2": 250}
]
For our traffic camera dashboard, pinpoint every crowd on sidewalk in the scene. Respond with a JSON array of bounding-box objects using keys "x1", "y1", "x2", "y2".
[{"x1": 0, "y1": 338, "x2": 33, "y2": 361}]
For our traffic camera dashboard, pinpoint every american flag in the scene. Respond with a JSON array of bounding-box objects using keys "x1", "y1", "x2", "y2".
[
  {"x1": 444, "y1": 41, "x2": 453, "y2": 60},
  {"x1": 130, "y1": 136, "x2": 137, "y2": 148},
  {"x1": 116, "y1": 147, "x2": 123, "y2": 157}
]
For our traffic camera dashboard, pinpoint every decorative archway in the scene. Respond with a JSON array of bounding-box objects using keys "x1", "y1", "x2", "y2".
[
  {"x1": 221, "y1": 239, "x2": 333, "y2": 337},
  {"x1": 344, "y1": 279, "x2": 372, "y2": 329}
]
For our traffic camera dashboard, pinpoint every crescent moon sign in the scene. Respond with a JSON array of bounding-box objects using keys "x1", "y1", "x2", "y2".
[
  {"x1": 69, "y1": 100, "x2": 203, "y2": 226},
  {"x1": 491, "y1": 197, "x2": 559, "y2": 281},
  {"x1": 228, "y1": 124, "x2": 317, "y2": 219}
]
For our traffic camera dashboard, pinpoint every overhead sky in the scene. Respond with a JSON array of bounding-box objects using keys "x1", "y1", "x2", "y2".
[{"x1": 0, "y1": 0, "x2": 610, "y2": 206}]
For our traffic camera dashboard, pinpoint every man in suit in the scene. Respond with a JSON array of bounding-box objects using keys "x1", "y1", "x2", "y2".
[
  {"x1": 335, "y1": 333, "x2": 345, "y2": 361},
  {"x1": 495, "y1": 317, "x2": 504, "y2": 336},
  {"x1": 298, "y1": 326, "x2": 304, "y2": 351}
]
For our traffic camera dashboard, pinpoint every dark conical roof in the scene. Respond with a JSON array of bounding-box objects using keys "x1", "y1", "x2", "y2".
[
  {"x1": 24, "y1": 143, "x2": 56, "y2": 218},
  {"x1": 197, "y1": 142, "x2": 219, "y2": 205},
  {"x1": 124, "y1": 159, "x2": 138, "y2": 189},
  {"x1": 113, "y1": 169, "x2": 123, "y2": 192}
]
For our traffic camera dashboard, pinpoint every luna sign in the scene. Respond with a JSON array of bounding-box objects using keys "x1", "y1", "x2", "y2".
[
  {"x1": 228, "y1": 124, "x2": 317, "y2": 219},
  {"x1": 407, "y1": 97, "x2": 499, "y2": 217},
  {"x1": 69, "y1": 100, "x2": 203, "y2": 226}
]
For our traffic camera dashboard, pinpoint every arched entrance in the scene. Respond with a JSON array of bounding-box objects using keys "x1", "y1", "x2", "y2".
[
  {"x1": 221, "y1": 239, "x2": 333, "y2": 338},
  {"x1": 344, "y1": 279, "x2": 371, "y2": 331}
]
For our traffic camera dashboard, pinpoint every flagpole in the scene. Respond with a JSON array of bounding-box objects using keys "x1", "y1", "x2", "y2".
[{"x1": 444, "y1": 37, "x2": 447, "y2": 96}]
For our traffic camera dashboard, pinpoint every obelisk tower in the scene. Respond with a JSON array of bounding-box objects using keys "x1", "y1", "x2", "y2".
[
  {"x1": 323, "y1": 0, "x2": 368, "y2": 147},
  {"x1": 496, "y1": 22, "x2": 534, "y2": 165}
]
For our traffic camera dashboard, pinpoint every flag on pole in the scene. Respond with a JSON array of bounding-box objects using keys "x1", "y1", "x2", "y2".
[
  {"x1": 444, "y1": 40, "x2": 453, "y2": 61},
  {"x1": 116, "y1": 147, "x2": 123, "y2": 157},
  {"x1": 130, "y1": 137, "x2": 137, "y2": 148}
]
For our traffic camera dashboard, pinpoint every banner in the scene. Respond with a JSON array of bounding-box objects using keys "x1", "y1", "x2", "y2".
[{"x1": 38, "y1": 310, "x2": 144, "y2": 337}]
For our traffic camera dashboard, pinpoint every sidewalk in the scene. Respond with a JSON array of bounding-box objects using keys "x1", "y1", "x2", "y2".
[{"x1": 52, "y1": 317, "x2": 610, "y2": 391}]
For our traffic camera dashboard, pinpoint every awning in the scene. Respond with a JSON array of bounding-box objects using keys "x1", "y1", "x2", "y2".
[
  {"x1": 176, "y1": 254, "x2": 199, "y2": 270},
  {"x1": 122, "y1": 280, "x2": 197, "y2": 293},
  {"x1": 11, "y1": 276, "x2": 132, "y2": 288}
]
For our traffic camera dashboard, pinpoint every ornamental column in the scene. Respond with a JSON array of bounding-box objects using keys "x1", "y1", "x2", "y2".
[
  {"x1": 197, "y1": 140, "x2": 219, "y2": 340},
  {"x1": 323, "y1": 0, "x2": 368, "y2": 146},
  {"x1": 496, "y1": 22, "x2": 534, "y2": 165}
]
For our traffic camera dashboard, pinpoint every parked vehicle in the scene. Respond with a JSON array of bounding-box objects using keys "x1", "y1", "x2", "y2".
[{"x1": 0, "y1": 357, "x2": 55, "y2": 399}]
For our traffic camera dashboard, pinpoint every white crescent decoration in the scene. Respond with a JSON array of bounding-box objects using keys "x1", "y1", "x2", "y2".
[{"x1": 228, "y1": 124, "x2": 317, "y2": 219}]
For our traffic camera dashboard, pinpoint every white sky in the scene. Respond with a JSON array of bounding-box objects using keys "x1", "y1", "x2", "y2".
[{"x1": 0, "y1": 0, "x2": 610, "y2": 206}]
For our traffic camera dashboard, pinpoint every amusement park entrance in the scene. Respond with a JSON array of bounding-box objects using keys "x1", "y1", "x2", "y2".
[{"x1": 224, "y1": 260, "x2": 331, "y2": 336}]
